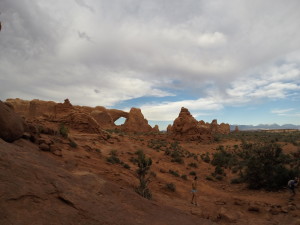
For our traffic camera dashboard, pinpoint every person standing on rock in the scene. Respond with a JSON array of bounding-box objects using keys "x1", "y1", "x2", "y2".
[
  {"x1": 191, "y1": 176, "x2": 198, "y2": 206},
  {"x1": 288, "y1": 177, "x2": 299, "y2": 199}
]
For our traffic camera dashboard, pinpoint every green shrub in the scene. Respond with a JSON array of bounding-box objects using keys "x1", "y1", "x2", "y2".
[
  {"x1": 215, "y1": 175, "x2": 223, "y2": 181},
  {"x1": 135, "y1": 150, "x2": 152, "y2": 199},
  {"x1": 201, "y1": 152, "x2": 210, "y2": 163},
  {"x1": 107, "y1": 150, "x2": 121, "y2": 164},
  {"x1": 189, "y1": 171, "x2": 197, "y2": 176},
  {"x1": 69, "y1": 139, "x2": 78, "y2": 148},
  {"x1": 237, "y1": 142, "x2": 297, "y2": 190},
  {"x1": 166, "y1": 183, "x2": 176, "y2": 192},
  {"x1": 211, "y1": 148, "x2": 237, "y2": 169},
  {"x1": 169, "y1": 170, "x2": 180, "y2": 177},
  {"x1": 181, "y1": 174, "x2": 188, "y2": 180},
  {"x1": 206, "y1": 176, "x2": 214, "y2": 181},
  {"x1": 231, "y1": 177, "x2": 244, "y2": 184},
  {"x1": 59, "y1": 123, "x2": 69, "y2": 138},
  {"x1": 188, "y1": 162, "x2": 198, "y2": 168},
  {"x1": 123, "y1": 163, "x2": 130, "y2": 169}
]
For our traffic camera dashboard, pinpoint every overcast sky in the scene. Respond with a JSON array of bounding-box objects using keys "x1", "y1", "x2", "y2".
[{"x1": 1, "y1": 0, "x2": 300, "y2": 129}]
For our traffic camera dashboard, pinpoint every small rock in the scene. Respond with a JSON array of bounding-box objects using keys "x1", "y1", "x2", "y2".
[
  {"x1": 218, "y1": 207, "x2": 239, "y2": 223},
  {"x1": 215, "y1": 201, "x2": 226, "y2": 205}
]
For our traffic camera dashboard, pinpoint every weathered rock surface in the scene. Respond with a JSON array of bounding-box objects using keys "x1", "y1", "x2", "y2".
[
  {"x1": 168, "y1": 107, "x2": 212, "y2": 141},
  {"x1": 90, "y1": 110, "x2": 115, "y2": 129},
  {"x1": 6, "y1": 98, "x2": 157, "y2": 134},
  {"x1": 167, "y1": 108, "x2": 231, "y2": 140},
  {"x1": 121, "y1": 108, "x2": 154, "y2": 133},
  {"x1": 0, "y1": 139, "x2": 216, "y2": 225},
  {"x1": 0, "y1": 101, "x2": 25, "y2": 142}
]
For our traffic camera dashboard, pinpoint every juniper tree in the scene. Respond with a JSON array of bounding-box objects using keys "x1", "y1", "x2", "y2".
[{"x1": 135, "y1": 150, "x2": 152, "y2": 199}]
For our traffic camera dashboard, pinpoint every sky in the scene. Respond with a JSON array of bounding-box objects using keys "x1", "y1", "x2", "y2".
[{"x1": 1, "y1": 0, "x2": 300, "y2": 130}]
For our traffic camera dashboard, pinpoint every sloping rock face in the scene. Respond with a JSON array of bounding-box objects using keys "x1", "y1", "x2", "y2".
[
  {"x1": 0, "y1": 101, "x2": 25, "y2": 142},
  {"x1": 168, "y1": 107, "x2": 212, "y2": 141},
  {"x1": 121, "y1": 108, "x2": 153, "y2": 133},
  {"x1": 0, "y1": 139, "x2": 216, "y2": 225},
  {"x1": 90, "y1": 110, "x2": 115, "y2": 129}
]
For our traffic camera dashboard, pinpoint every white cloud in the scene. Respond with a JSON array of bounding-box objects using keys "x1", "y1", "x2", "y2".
[
  {"x1": 271, "y1": 108, "x2": 294, "y2": 116},
  {"x1": 1, "y1": 0, "x2": 300, "y2": 124}
]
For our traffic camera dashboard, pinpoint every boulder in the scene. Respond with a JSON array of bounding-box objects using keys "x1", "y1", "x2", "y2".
[{"x1": 0, "y1": 101, "x2": 25, "y2": 142}]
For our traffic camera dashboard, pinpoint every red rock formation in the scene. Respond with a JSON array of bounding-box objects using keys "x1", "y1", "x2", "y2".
[
  {"x1": 0, "y1": 101, "x2": 25, "y2": 142},
  {"x1": 107, "y1": 109, "x2": 129, "y2": 122},
  {"x1": 210, "y1": 119, "x2": 230, "y2": 134},
  {"x1": 90, "y1": 110, "x2": 115, "y2": 129},
  {"x1": 168, "y1": 107, "x2": 211, "y2": 141},
  {"x1": 219, "y1": 123, "x2": 230, "y2": 134},
  {"x1": 153, "y1": 125, "x2": 160, "y2": 133},
  {"x1": 234, "y1": 126, "x2": 239, "y2": 132},
  {"x1": 121, "y1": 108, "x2": 153, "y2": 133},
  {"x1": 5, "y1": 98, "x2": 30, "y2": 117},
  {"x1": 167, "y1": 124, "x2": 172, "y2": 133}
]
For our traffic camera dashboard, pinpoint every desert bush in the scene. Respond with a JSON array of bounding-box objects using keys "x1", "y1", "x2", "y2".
[
  {"x1": 231, "y1": 177, "x2": 244, "y2": 184},
  {"x1": 189, "y1": 171, "x2": 197, "y2": 176},
  {"x1": 169, "y1": 170, "x2": 180, "y2": 177},
  {"x1": 206, "y1": 176, "x2": 214, "y2": 181},
  {"x1": 181, "y1": 174, "x2": 188, "y2": 180},
  {"x1": 107, "y1": 150, "x2": 121, "y2": 164},
  {"x1": 123, "y1": 163, "x2": 130, "y2": 169},
  {"x1": 135, "y1": 150, "x2": 152, "y2": 199},
  {"x1": 215, "y1": 175, "x2": 223, "y2": 181},
  {"x1": 188, "y1": 162, "x2": 198, "y2": 168},
  {"x1": 201, "y1": 152, "x2": 210, "y2": 163},
  {"x1": 68, "y1": 139, "x2": 78, "y2": 148},
  {"x1": 59, "y1": 123, "x2": 69, "y2": 138},
  {"x1": 166, "y1": 183, "x2": 176, "y2": 192},
  {"x1": 237, "y1": 142, "x2": 297, "y2": 190},
  {"x1": 211, "y1": 147, "x2": 237, "y2": 169}
]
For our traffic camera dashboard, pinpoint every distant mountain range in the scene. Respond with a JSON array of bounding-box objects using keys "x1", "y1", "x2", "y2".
[{"x1": 230, "y1": 124, "x2": 300, "y2": 131}]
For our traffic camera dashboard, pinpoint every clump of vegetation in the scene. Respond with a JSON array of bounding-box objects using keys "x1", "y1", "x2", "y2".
[
  {"x1": 201, "y1": 152, "x2": 211, "y2": 163},
  {"x1": 123, "y1": 163, "x2": 130, "y2": 169},
  {"x1": 148, "y1": 139, "x2": 167, "y2": 151},
  {"x1": 206, "y1": 176, "x2": 214, "y2": 181},
  {"x1": 211, "y1": 146, "x2": 237, "y2": 169},
  {"x1": 59, "y1": 123, "x2": 69, "y2": 138},
  {"x1": 181, "y1": 174, "x2": 188, "y2": 180},
  {"x1": 106, "y1": 150, "x2": 121, "y2": 164},
  {"x1": 169, "y1": 169, "x2": 180, "y2": 177},
  {"x1": 189, "y1": 171, "x2": 197, "y2": 176},
  {"x1": 68, "y1": 139, "x2": 78, "y2": 148},
  {"x1": 135, "y1": 150, "x2": 153, "y2": 199},
  {"x1": 166, "y1": 183, "x2": 176, "y2": 192},
  {"x1": 188, "y1": 162, "x2": 198, "y2": 168},
  {"x1": 237, "y1": 142, "x2": 297, "y2": 190}
]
